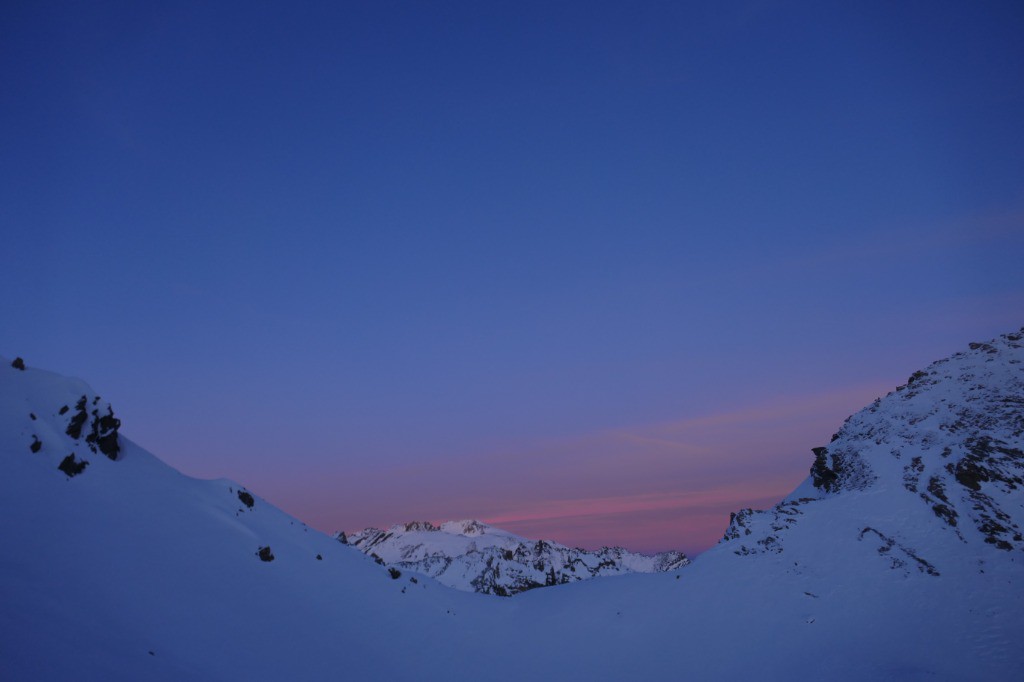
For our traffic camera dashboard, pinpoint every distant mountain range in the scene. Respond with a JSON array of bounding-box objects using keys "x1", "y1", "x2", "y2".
[
  {"x1": 341, "y1": 519, "x2": 688, "y2": 595},
  {"x1": 2, "y1": 328, "x2": 1022, "y2": 679}
]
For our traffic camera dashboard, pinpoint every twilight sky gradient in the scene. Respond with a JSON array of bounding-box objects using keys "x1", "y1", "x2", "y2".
[{"x1": 2, "y1": 1, "x2": 1023, "y2": 555}]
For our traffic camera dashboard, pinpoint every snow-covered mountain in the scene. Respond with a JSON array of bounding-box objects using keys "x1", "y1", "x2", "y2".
[
  {"x1": 342, "y1": 519, "x2": 688, "y2": 595},
  {"x1": 722, "y1": 329, "x2": 1024, "y2": 564},
  {"x1": 2, "y1": 329, "x2": 1022, "y2": 680}
]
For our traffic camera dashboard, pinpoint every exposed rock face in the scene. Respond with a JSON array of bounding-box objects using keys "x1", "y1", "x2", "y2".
[
  {"x1": 721, "y1": 327, "x2": 1024, "y2": 566},
  {"x1": 64, "y1": 395, "x2": 121, "y2": 461},
  {"x1": 808, "y1": 442, "x2": 876, "y2": 494},
  {"x1": 65, "y1": 397, "x2": 88, "y2": 439},
  {"x1": 342, "y1": 519, "x2": 689, "y2": 596},
  {"x1": 58, "y1": 453, "x2": 89, "y2": 478},
  {"x1": 809, "y1": 446, "x2": 837, "y2": 491}
]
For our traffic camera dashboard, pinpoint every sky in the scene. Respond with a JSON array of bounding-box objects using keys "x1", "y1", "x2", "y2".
[{"x1": 2, "y1": 1, "x2": 1023, "y2": 555}]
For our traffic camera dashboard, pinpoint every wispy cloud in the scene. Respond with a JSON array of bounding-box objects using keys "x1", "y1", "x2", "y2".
[
  {"x1": 484, "y1": 475, "x2": 799, "y2": 526},
  {"x1": 303, "y1": 380, "x2": 892, "y2": 554}
]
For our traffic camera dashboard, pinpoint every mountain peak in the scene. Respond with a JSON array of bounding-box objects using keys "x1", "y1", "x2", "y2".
[
  {"x1": 722, "y1": 326, "x2": 1024, "y2": 565},
  {"x1": 345, "y1": 518, "x2": 688, "y2": 595},
  {"x1": 400, "y1": 520, "x2": 440, "y2": 533},
  {"x1": 440, "y1": 519, "x2": 492, "y2": 536}
]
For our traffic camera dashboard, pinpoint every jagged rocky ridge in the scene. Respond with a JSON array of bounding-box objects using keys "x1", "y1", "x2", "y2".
[
  {"x1": 721, "y1": 327, "x2": 1024, "y2": 574},
  {"x1": 341, "y1": 519, "x2": 689, "y2": 595}
]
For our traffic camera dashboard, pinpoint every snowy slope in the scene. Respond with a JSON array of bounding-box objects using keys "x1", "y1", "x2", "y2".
[
  {"x1": 1, "y1": 329, "x2": 1022, "y2": 681},
  {"x1": 495, "y1": 328, "x2": 1024, "y2": 679},
  {"x1": 343, "y1": 520, "x2": 688, "y2": 595},
  {"x1": 0, "y1": 357, "x2": 489, "y2": 680},
  {"x1": 724, "y1": 330, "x2": 1024, "y2": 564}
]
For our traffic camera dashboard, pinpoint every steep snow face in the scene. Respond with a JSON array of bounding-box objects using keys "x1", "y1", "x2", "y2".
[
  {"x1": 721, "y1": 327, "x2": 1024, "y2": 570},
  {"x1": 343, "y1": 519, "x2": 688, "y2": 595}
]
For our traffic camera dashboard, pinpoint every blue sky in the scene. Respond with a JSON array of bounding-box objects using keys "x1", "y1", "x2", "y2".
[{"x1": 2, "y1": 1, "x2": 1022, "y2": 553}]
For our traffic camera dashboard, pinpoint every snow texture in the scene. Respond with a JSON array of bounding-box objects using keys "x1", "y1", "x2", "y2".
[{"x1": 1, "y1": 329, "x2": 1023, "y2": 680}]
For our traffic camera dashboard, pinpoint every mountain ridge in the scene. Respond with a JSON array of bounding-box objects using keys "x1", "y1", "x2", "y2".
[
  {"x1": 340, "y1": 518, "x2": 688, "y2": 595},
  {"x1": 717, "y1": 327, "x2": 1023, "y2": 581},
  {"x1": 1, "y1": 329, "x2": 1022, "y2": 680}
]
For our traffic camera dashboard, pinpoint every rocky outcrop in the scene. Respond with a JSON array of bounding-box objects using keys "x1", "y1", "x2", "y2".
[
  {"x1": 58, "y1": 453, "x2": 89, "y2": 478},
  {"x1": 63, "y1": 395, "x2": 121, "y2": 461}
]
